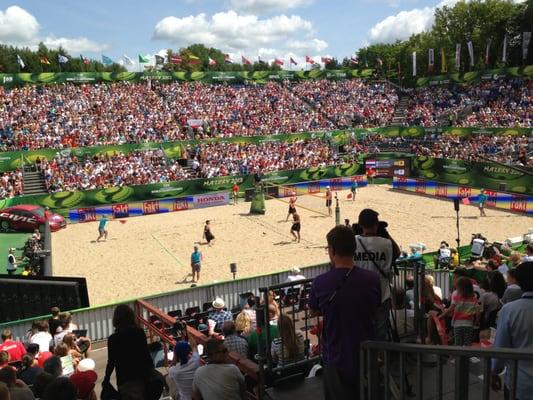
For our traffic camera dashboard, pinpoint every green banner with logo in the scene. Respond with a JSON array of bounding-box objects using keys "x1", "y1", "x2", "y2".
[
  {"x1": 0, "y1": 69, "x2": 376, "y2": 88},
  {"x1": 411, "y1": 156, "x2": 533, "y2": 195},
  {"x1": 0, "y1": 162, "x2": 364, "y2": 212},
  {"x1": 415, "y1": 65, "x2": 532, "y2": 87}
]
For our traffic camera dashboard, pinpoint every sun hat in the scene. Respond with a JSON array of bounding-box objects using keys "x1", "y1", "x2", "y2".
[{"x1": 212, "y1": 297, "x2": 225, "y2": 309}]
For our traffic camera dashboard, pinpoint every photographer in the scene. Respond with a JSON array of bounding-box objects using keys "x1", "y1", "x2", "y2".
[{"x1": 353, "y1": 209, "x2": 400, "y2": 341}]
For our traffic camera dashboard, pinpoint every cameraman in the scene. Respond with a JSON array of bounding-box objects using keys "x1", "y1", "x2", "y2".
[{"x1": 353, "y1": 209, "x2": 400, "y2": 341}]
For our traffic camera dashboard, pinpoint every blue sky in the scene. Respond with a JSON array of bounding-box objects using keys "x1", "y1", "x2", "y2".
[{"x1": 0, "y1": 0, "x2": 449, "y2": 66}]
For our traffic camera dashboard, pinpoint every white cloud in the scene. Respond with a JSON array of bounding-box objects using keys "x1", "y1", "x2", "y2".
[
  {"x1": 43, "y1": 36, "x2": 108, "y2": 53},
  {"x1": 0, "y1": 5, "x2": 39, "y2": 45},
  {"x1": 287, "y1": 38, "x2": 328, "y2": 53},
  {"x1": 0, "y1": 5, "x2": 107, "y2": 54},
  {"x1": 229, "y1": 0, "x2": 313, "y2": 14},
  {"x1": 153, "y1": 11, "x2": 315, "y2": 52},
  {"x1": 367, "y1": 6, "x2": 435, "y2": 44},
  {"x1": 365, "y1": 0, "x2": 471, "y2": 44}
]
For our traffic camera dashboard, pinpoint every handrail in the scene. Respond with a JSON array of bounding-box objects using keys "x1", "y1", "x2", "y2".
[
  {"x1": 361, "y1": 340, "x2": 533, "y2": 360},
  {"x1": 135, "y1": 299, "x2": 259, "y2": 382}
]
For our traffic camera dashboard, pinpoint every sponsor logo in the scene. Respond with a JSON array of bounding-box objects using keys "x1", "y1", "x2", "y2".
[
  {"x1": 112, "y1": 203, "x2": 129, "y2": 218},
  {"x1": 78, "y1": 208, "x2": 97, "y2": 223},
  {"x1": 415, "y1": 181, "x2": 426, "y2": 194},
  {"x1": 458, "y1": 186, "x2": 472, "y2": 198},
  {"x1": 173, "y1": 199, "x2": 189, "y2": 211},
  {"x1": 329, "y1": 178, "x2": 342, "y2": 191},
  {"x1": 485, "y1": 190, "x2": 497, "y2": 207},
  {"x1": 308, "y1": 182, "x2": 320, "y2": 194},
  {"x1": 482, "y1": 165, "x2": 522, "y2": 176},
  {"x1": 143, "y1": 200, "x2": 160, "y2": 215},
  {"x1": 510, "y1": 198, "x2": 527, "y2": 213},
  {"x1": 0, "y1": 212, "x2": 38, "y2": 224},
  {"x1": 436, "y1": 185, "x2": 448, "y2": 197},
  {"x1": 193, "y1": 193, "x2": 230, "y2": 208},
  {"x1": 394, "y1": 160, "x2": 405, "y2": 166},
  {"x1": 2, "y1": 76, "x2": 13, "y2": 83}
]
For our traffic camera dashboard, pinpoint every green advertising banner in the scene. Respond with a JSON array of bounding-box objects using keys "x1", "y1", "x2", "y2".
[
  {"x1": 0, "y1": 162, "x2": 364, "y2": 213},
  {"x1": 0, "y1": 69, "x2": 376, "y2": 88},
  {"x1": 411, "y1": 156, "x2": 533, "y2": 195},
  {"x1": 415, "y1": 65, "x2": 532, "y2": 87}
]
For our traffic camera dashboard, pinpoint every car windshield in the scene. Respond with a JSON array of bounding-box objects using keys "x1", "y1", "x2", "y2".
[{"x1": 33, "y1": 207, "x2": 45, "y2": 217}]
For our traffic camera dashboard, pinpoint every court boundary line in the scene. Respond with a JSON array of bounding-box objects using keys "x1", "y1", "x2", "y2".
[{"x1": 151, "y1": 233, "x2": 187, "y2": 268}]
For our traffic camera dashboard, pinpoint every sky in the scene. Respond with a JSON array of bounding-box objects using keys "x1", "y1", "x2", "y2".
[{"x1": 0, "y1": 0, "x2": 455, "y2": 67}]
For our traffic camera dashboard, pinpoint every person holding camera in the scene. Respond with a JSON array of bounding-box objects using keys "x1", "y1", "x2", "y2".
[{"x1": 353, "y1": 209, "x2": 400, "y2": 341}]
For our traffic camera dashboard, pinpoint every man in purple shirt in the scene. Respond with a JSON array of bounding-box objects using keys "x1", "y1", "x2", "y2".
[{"x1": 309, "y1": 225, "x2": 381, "y2": 400}]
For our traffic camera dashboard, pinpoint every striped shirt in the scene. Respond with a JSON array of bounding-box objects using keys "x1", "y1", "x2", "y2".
[{"x1": 451, "y1": 291, "x2": 479, "y2": 327}]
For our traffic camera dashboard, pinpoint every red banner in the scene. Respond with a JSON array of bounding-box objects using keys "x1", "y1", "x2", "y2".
[
  {"x1": 510, "y1": 197, "x2": 527, "y2": 213},
  {"x1": 436, "y1": 184, "x2": 448, "y2": 198},
  {"x1": 78, "y1": 208, "x2": 96, "y2": 223},
  {"x1": 329, "y1": 178, "x2": 343, "y2": 191},
  {"x1": 112, "y1": 203, "x2": 129, "y2": 218},
  {"x1": 484, "y1": 190, "x2": 497, "y2": 207},
  {"x1": 308, "y1": 182, "x2": 320, "y2": 194},
  {"x1": 143, "y1": 200, "x2": 160, "y2": 215},
  {"x1": 173, "y1": 199, "x2": 189, "y2": 211},
  {"x1": 458, "y1": 186, "x2": 472, "y2": 198}
]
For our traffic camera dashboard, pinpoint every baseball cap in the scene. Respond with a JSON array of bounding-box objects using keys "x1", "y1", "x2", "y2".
[{"x1": 174, "y1": 341, "x2": 192, "y2": 365}]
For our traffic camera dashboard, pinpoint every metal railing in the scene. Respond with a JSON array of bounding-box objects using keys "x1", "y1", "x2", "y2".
[
  {"x1": 360, "y1": 341, "x2": 533, "y2": 400},
  {"x1": 256, "y1": 278, "x2": 322, "y2": 399}
]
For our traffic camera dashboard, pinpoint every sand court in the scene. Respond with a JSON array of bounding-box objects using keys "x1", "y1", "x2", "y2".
[{"x1": 52, "y1": 185, "x2": 532, "y2": 306}]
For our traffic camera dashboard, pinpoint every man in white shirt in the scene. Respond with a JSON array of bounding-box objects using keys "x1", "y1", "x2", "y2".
[
  {"x1": 354, "y1": 209, "x2": 398, "y2": 341},
  {"x1": 30, "y1": 321, "x2": 53, "y2": 353}
]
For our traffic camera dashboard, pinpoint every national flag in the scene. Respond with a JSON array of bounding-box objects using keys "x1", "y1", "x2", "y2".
[
  {"x1": 467, "y1": 41, "x2": 474, "y2": 67},
  {"x1": 274, "y1": 58, "x2": 284, "y2": 66},
  {"x1": 242, "y1": 55, "x2": 252, "y2": 65},
  {"x1": 484, "y1": 40, "x2": 491, "y2": 65},
  {"x1": 412, "y1": 51, "x2": 417, "y2": 77},
  {"x1": 454, "y1": 44, "x2": 461, "y2": 69},
  {"x1": 101, "y1": 55, "x2": 114, "y2": 66},
  {"x1": 305, "y1": 56, "x2": 315, "y2": 64},
  {"x1": 502, "y1": 34, "x2": 508, "y2": 63},
  {"x1": 138, "y1": 54, "x2": 151, "y2": 63},
  {"x1": 523, "y1": 32, "x2": 531, "y2": 61},
  {"x1": 170, "y1": 55, "x2": 182, "y2": 64},
  {"x1": 224, "y1": 54, "x2": 233, "y2": 64},
  {"x1": 350, "y1": 56, "x2": 359, "y2": 64},
  {"x1": 80, "y1": 55, "x2": 90, "y2": 64},
  {"x1": 40, "y1": 56, "x2": 51, "y2": 65},
  {"x1": 123, "y1": 54, "x2": 135, "y2": 66},
  {"x1": 208, "y1": 57, "x2": 217, "y2": 66},
  {"x1": 290, "y1": 57, "x2": 298, "y2": 66},
  {"x1": 189, "y1": 55, "x2": 201, "y2": 64},
  {"x1": 440, "y1": 48, "x2": 447, "y2": 73},
  {"x1": 321, "y1": 56, "x2": 332, "y2": 63},
  {"x1": 155, "y1": 55, "x2": 165, "y2": 65},
  {"x1": 428, "y1": 49, "x2": 434, "y2": 72},
  {"x1": 16, "y1": 55, "x2": 25, "y2": 69},
  {"x1": 58, "y1": 55, "x2": 69, "y2": 64}
]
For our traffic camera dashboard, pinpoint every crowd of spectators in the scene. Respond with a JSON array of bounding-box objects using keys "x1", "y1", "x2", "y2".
[
  {"x1": 190, "y1": 139, "x2": 336, "y2": 178},
  {"x1": 291, "y1": 79, "x2": 398, "y2": 128},
  {"x1": 404, "y1": 79, "x2": 532, "y2": 127},
  {"x1": 0, "y1": 170, "x2": 23, "y2": 199},
  {"x1": 0, "y1": 307, "x2": 96, "y2": 400},
  {"x1": 42, "y1": 149, "x2": 190, "y2": 192},
  {"x1": 409, "y1": 134, "x2": 533, "y2": 165}
]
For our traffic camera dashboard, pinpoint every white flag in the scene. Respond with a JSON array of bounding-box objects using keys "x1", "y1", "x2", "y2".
[
  {"x1": 412, "y1": 51, "x2": 417, "y2": 76},
  {"x1": 123, "y1": 54, "x2": 135, "y2": 66},
  {"x1": 455, "y1": 44, "x2": 461, "y2": 69},
  {"x1": 17, "y1": 55, "x2": 25, "y2": 69},
  {"x1": 502, "y1": 34, "x2": 508, "y2": 63},
  {"x1": 523, "y1": 32, "x2": 531, "y2": 61},
  {"x1": 467, "y1": 41, "x2": 474, "y2": 67}
]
